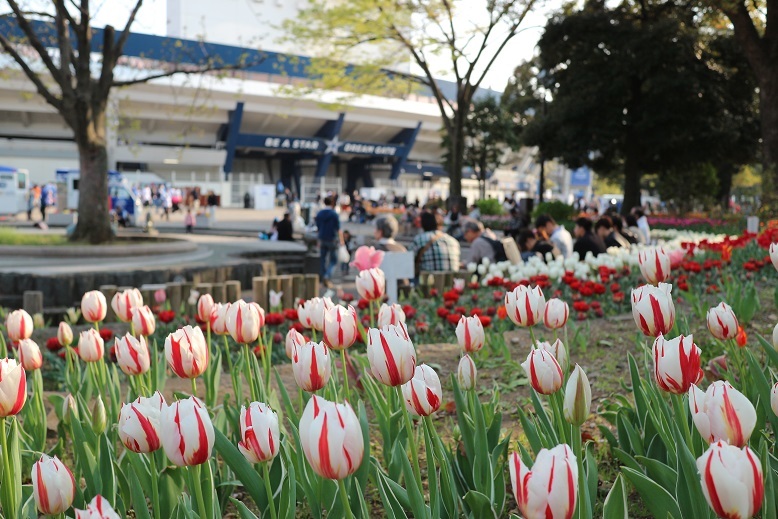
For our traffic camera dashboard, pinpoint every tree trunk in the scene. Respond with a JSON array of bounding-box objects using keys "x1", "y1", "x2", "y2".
[
  {"x1": 621, "y1": 150, "x2": 642, "y2": 217},
  {"x1": 449, "y1": 111, "x2": 466, "y2": 203},
  {"x1": 538, "y1": 157, "x2": 545, "y2": 203},
  {"x1": 71, "y1": 131, "x2": 113, "y2": 244},
  {"x1": 760, "y1": 70, "x2": 778, "y2": 215}
]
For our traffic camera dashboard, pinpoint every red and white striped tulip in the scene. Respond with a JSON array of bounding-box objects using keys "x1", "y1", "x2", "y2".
[
  {"x1": 689, "y1": 381, "x2": 757, "y2": 448},
  {"x1": 115, "y1": 333, "x2": 150, "y2": 376},
  {"x1": 285, "y1": 328, "x2": 306, "y2": 359},
  {"x1": 238, "y1": 402, "x2": 280, "y2": 463},
  {"x1": 292, "y1": 341, "x2": 332, "y2": 392},
  {"x1": 543, "y1": 298, "x2": 570, "y2": 329},
  {"x1": 299, "y1": 395, "x2": 364, "y2": 480},
  {"x1": 226, "y1": 300, "x2": 261, "y2": 344},
  {"x1": 402, "y1": 364, "x2": 442, "y2": 416},
  {"x1": 164, "y1": 325, "x2": 209, "y2": 379},
  {"x1": 209, "y1": 303, "x2": 231, "y2": 336},
  {"x1": 707, "y1": 302, "x2": 739, "y2": 341},
  {"x1": 57, "y1": 321, "x2": 73, "y2": 347},
  {"x1": 563, "y1": 365, "x2": 591, "y2": 426},
  {"x1": 536, "y1": 339, "x2": 569, "y2": 373},
  {"x1": 521, "y1": 348, "x2": 564, "y2": 395},
  {"x1": 0, "y1": 358, "x2": 26, "y2": 416},
  {"x1": 377, "y1": 303, "x2": 406, "y2": 327},
  {"x1": 18, "y1": 338, "x2": 42, "y2": 371},
  {"x1": 5, "y1": 309, "x2": 32, "y2": 341},
  {"x1": 251, "y1": 301, "x2": 266, "y2": 328},
  {"x1": 653, "y1": 334, "x2": 703, "y2": 394},
  {"x1": 131, "y1": 305, "x2": 156, "y2": 337},
  {"x1": 366, "y1": 323, "x2": 416, "y2": 387},
  {"x1": 457, "y1": 354, "x2": 477, "y2": 390},
  {"x1": 111, "y1": 288, "x2": 143, "y2": 323},
  {"x1": 323, "y1": 304, "x2": 359, "y2": 351},
  {"x1": 74, "y1": 494, "x2": 121, "y2": 519},
  {"x1": 32, "y1": 455, "x2": 76, "y2": 515},
  {"x1": 456, "y1": 315, "x2": 485, "y2": 353},
  {"x1": 505, "y1": 285, "x2": 546, "y2": 327},
  {"x1": 298, "y1": 299, "x2": 315, "y2": 329},
  {"x1": 118, "y1": 392, "x2": 165, "y2": 453},
  {"x1": 197, "y1": 293, "x2": 214, "y2": 324},
  {"x1": 697, "y1": 441, "x2": 764, "y2": 519},
  {"x1": 772, "y1": 382, "x2": 778, "y2": 418},
  {"x1": 160, "y1": 396, "x2": 214, "y2": 466},
  {"x1": 631, "y1": 283, "x2": 676, "y2": 337},
  {"x1": 81, "y1": 290, "x2": 107, "y2": 323},
  {"x1": 308, "y1": 297, "x2": 333, "y2": 331},
  {"x1": 510, "y1": 445, "x2": 578, "y2": 519},
  {"x1": 355, "y1": 268, "x2": 386, "y2": 301},
  {"x1": 77, "y1": 328, "x2": 104, "y2": 362},
  {"x1": 638, "y1": 247, "x2": 671, "y2": 285},
  {"x1": 770, "y1": 243, "x2": 778, "y2": 272}
]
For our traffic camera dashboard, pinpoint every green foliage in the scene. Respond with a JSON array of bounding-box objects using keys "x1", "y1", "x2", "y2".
[
  {"x1": 656, "y1": 163, "x2": 720, "y2": 214},
  {"x1": 475, "y1": 199, "x2": 504, "y2": 216},
  {"x1": 532, "y1": 200, "x2": 574, "y2": 222}
]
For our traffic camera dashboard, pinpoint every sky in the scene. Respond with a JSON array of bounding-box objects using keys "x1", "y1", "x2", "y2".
[{"x1": 89, "y1": 0, "x2": 558, "y2": 91}]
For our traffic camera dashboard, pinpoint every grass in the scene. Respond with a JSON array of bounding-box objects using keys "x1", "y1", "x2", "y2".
[{"x1": 0, "y1": 228, "x2": 68, "y2": 246}]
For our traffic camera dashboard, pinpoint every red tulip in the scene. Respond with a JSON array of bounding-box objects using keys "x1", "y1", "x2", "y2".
[
  {"x1": 697, "y1": 441, "x2": 763, "y2": 519},
  {"x1": 81, "y1": 290, "x2": 107, "y2": 323},
  {"x1": 652, "y1": 334, "x2": 703, "y2": 394},
  {"x1": 164, "y1": 325, "x2": 208, "y2": 379},
  {"x1": 237, "y1": 402, "x2": 280, "y2": 464},
  {"x1": 111, "y1": 288, "x2": 143, "y2": 323},
  {"x1": 638, "y1": 247, "x2": 671, "y2": 285},
  {"x1": 0, "y1": 358, "x2": 26, "y2": 416},
  {"x1": 160, "y1": 397, "x2": 214, "y2": 466},
  {"x1": 292, "y1": 341, "x2": 331, "y2": 392},
  {"x1": 631, "y1": 283, "x2": 676, "y2": 337},
  {"x1": 355, "y1": 268, "x2": 386, "y2": 301},
  {"x1": 689, "y1": 381, "x2": 756, "y2": 447},
  {"x1": 118, "y1": 392, "x2": 165, "y2": 453},
  {"x1": 209, "y1": 302, "x2": 231, "y2": 336},
  {"x1": 226, "y1": 300, "x2": 261, "y2": 344},
  {"x1": 377, "y1": 303, "x2": 406, "y2": 327},
  {"x1": 366, "y1": 323, "x2": 416, "y2": 387},
  {"x1": 197, "y1": 294, "x2": 214, "y2": 324},
  {"x1": 74, "y1": 494, "x2": 121, "y2": 519},
  {"x1": 115, "y1": 333, "x2": 150, "y2": 376},
  {"x1": 32, "y1": 455, "x2": 76, "y2": 515},
  {"x1": 132, "y1": 305, "x2": 156, "y2": 337},
  {"x1": 5, "y1": 309, "x2": 32, "y2": 341},
  {"x1": 18, "y1": 338, "x2": 43, "y2": 371},
  {"x1": 401, "y1": 364, "x2": 442, "y2": 416},
  {"x1": 510, "y1": 445, "x2": 578, "y2": 519},
  {"x1": 299, "y1": 396, "x2": 364, "y2": 480},
  {"x1": 323, "y1": 304, "x2": 359, "y2": 351},
  {"x1": 505, "y1": 286, "x2": 546, "y2": 327},
  {"x1": 455, "y1": 315, "x2": 485, "y2": 353},
  {"x1": 707, "y1": 302, "x2": 739, "y2": 341},
  {"x1": 521, "y1": 349, "x2": 563, "y2": 395}
]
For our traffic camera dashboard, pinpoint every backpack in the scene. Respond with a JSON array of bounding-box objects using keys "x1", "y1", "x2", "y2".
[{"x1": 481, "y1": 236, "x2": 508, "y2": 262}]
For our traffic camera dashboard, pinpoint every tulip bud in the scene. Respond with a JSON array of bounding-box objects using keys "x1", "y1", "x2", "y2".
[
  {"x1": 689, "y1": 381, "x2": 756, "y2": 447},
  {"x1": 161, "y1": 397, "x2": 215, "y2": 466},
  {"x1": 377, "y1": 303, "x2": 406, "y2": 327},
  {"x1": 5, "y1": 309, "x2": 33, "y2": 341},
  {"x1": 61, "y1": 393, "x2": 78, "y2": 424},
  {"x1": 65, "y1": 307, "x2": 81, "y2": 324},
  {"x1": 187, "y1": 289, "x2": 200, "y2": 307},
  {"x1": 772, "y1": 382, "x2": 778, "y2": 418},
  {"x1": 323, "y1": 304, "x2": 359, "y2": 351},
  {"x1": 652, "y1": 334, "x2": 703, "y2": 394},
  {"x1": 77, "y1": 328, "x2": 105, "y2": 362},
  {"x1": 770, "y1": 243, "x2": 778, "y2": 272},
  {"x1": 706, "y1": 302, "x2": 739, "y2": 341},
  {"x1": 209, "y1": 303, "x2": 231, "y2": 336},
  {"x1": 505, "y1": 285, "x2": 546, "y2": 327},
  {"x1": 307, "y1": 297, "x2": 333, "y2": 332},
  {"x1": 154, "y1": 289, "x2": 167, "y2": 304},
  {"x1": 366, "y1": 323, "x2": 416, "y2": 387},
  {"x1": 521, "y1": 349, "x2": 563, "y2": 395},
  {"x1": 18, "y1": 338, "x2": 43, "y2": 371},
  {"x1": 563, "y1": 365, "x2": 591, "y2": 426},
  {"x1": 638, "y1": 247, "x2": 671, "y2": 285},
  {"x1": 631, "y1": 283, "x2": 676, "y2": 337},
  {"x1": 455, "y1": 315, "x2": 485, "y2": 353},
  {"x1": 299, "y1": 395, "x2": 364, "y2": 480},
  {"x1": 226, "y1": 300, "x2": 261, "y2": 344},
  {"x1": 119, "y1": 392, "x2": 165, "y2": 453},
  {"x1": 57, "y1": 321, "x2": 73, "y2": 347},
  {"x1": 238, "y1": 402, "x2": 280, "y2": 463},
  {"x1": 697, "y1": 441, "x2": 764, "y2": 519},
  {"x1": 269, "y1": 290, "x2": 283, "y2": 308},
  {"x1": 32, "y1": 455, "x2": 76, "y2": 515},
  {"x1": 457, "y1": 355, "x2": 477, "y2": 390},
  {"x1": 0, "y1": 358, "x2": 26, "y2": 417},
  {"x1": 75, "y1": 494, "x2": 121, "y2": 519},
  {"x1": 536, "y1": 339, "x2": 569, "y2": 373},
  {"x1": 402, "y1": 364, "x2": 442, "y2": 416},
  {"x1": 543, "y1": 298, "x2": 570, "y2": 329},
  {"x1": 132, "y1": 305, "x2": 156, "y2": 337},
  {"x1": 111, "y1": 288, "x2": 142, "y2": 323},
  {"x1": 355, "y1": 268, "x2": 386, "y2": 301},
  {"x1": 92, "y1": 395, "x2": 107, "y2": 435},
  {"x1": 509, "y1": 445, "x2": 578, "y2": 519},
  {"x1": 115, "y1": 333, "x2": 151, "y2": 376},
  {"x1": 197, "y1": 294, "x2": 214, "y2": 324},
  {"x1": 165, "y1": 325, "x2": 209, "y2": 379},
  {"x1": 285, "y1": 328, "x2": 305, "y2": 359},
  {"x1": 292, "y1": 341, "x2": 332, "y2": 392},
  {"x1": 32, "y1": 313, "x2": 45, "y2": 329}
]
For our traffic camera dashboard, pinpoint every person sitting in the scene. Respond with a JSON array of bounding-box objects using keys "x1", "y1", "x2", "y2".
[
  {"x1": 410, "y1": 211, "x2": 460, "y2": 273},
  {"x1": 535, "y1": 214, "x2": 574, "y2": 259},
  {"x1": 612, "y1": 214, "x2": 639, "y2": 245},
  {"x1": 595, "y1": 215, "x2": 630, "y2": 248},
  {"x1": 625, "y1": 214, "x2": 646, "y2": 244},
  {"x1": 462, "y1": 220, "x2": 498, "y2": 266},
  {"x1": 374, "y1": 215, "x2": 407, "y2": 252},
  {"x1": 517, "y1": 229, "x2": 559, "y2": 262},
  {"x1": 276, "y1": 212, "x2": 294, "y2": 241},
  {"x1": 632, "y1": 208, "x2": 651, "y2": 244},
  {"x1": 573, "y1": 217, "x2": 607, "y2": 258}
]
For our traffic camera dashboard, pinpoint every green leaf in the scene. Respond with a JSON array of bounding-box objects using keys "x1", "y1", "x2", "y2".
[
  {"x1": 212, "y1": 428, "x2": 265, "y2": 509},
  {"x1": 230, "y1": 498, "x2": 260, "y2": 519},
  {"x1": 621, "y1": 466, "x2": 682, "y2": 519},
  {"x1": 393, "y1": 441, "x2": 429, "y2": 519},
  {"x1": 635, "y1": 456, "x2": 677, "y2": 495},
  {"x1": 372, "y1": 458, "x2": 408, "y2": 519},
  {"x1": 463, "y1": 490, "x2": 497, "y2": 518},
  {"x1": 602, "y1": 474, "x2": 628, "y2": 519},
  {"x1": 129, "y1": 467, "x2": 152, "y2": 519}
]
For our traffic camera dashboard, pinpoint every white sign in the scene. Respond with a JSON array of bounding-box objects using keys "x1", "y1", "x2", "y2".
[{"x1": 380, "y1": 251, "x2": 414, "y2": 303}]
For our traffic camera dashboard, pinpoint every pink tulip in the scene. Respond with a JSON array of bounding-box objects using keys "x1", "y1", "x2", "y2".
[
  {"x1": 631, "y1": 283, "x2": 676, "y2": 337},
  {"x1": 0, "y1": 358, "x2": 26, "y2": 416},
  {"x1": 377, "y1": 303, "x2": 406, "y2": 327},
  {"x1": 292, "y1": 341, "x2": 332, "y2": 392},
  {"x1": 238, "y1": 402, "x2": 280, "y2": 463},
  {"x1": 160, "y1": 397, "x2": 215, "y2": 466},
  {"x1": 115, "y1": 333, "x2": 150, "y2": 376},
  {"x1": 455, "y1": 315, "x2": 485, "y2": 353},
  {"x1": 366, "y1": 323, "x2": 416, "y2": 387},
  {"x1": 402, "y1": 364, "x2": 442, "y2": 416},
  {"x1": 355, "y1": 268, "x2": 386, "y2": 301},
  {"x1": 457, "y1": 354, "x2": 477, "y2": 390},
  {"x1": 18, "y1": 338, "x2": 43, "y2": 371},
  {"x1": 209, "y1": 303, "x2": 231, "y2": 336},
  {"x1": 697, "y1": 441, "x2": 763, "y2": 519},
  {"x1": 81, "y1": 290, "x2": 107, "y2": 323},
  {"x1": 57, "y1": 322, "x2": 73, "y2": 347},
  {"x1": 350, "y1": 245, "x2": 384, "y2": 271},
  {"x1": 111, "y1": 288, "x2": 143, "y2": 323},
  {"x1": 707, "y1": 302, "x2": 739, "y2": 341},
  {"x1": 285, "y1": 328, "x2": 306, "y2": 359},
  {"x1": 521, "y1": 348, "x2": 563, "y2": 395},
  {"x1": 323, "y1": 305, "x2": 359, "y2": 351},
  {"x1": 226, "y1": 300, "x2": 261, "y2": 344},
  {"x1": 5, "y1": 309, "x2": 32, "y2": 341},
  {"x1": 299, "y1": 395, "x2": 364, "y2": 480},
  {"x1": 77, "y1": 328, "x2": 105, "y2": 362},
  {"x1": 197, "y1": 294, "x2": 215, "y2": 324},
  {"x1": 652, "y1": 334, "x2": 703, "y2": 394},
  {"x1": 509, "y1": 445, "x2": 578, "y2": 519},
  {"x1": 689, "y1": 381, "x2": 756, "y2": 447},
  {"x1": 505, "y1": 285, "x2": 546, "y2": 327},
  {"x1": 154, "y1": 289, "x2": 167, "y2": 304},
  {"x1": 543, "y1": 298, "x2": 569, "y2": 329},
  {"x1": 164, "y1": 325, "x2": 209, "y2": 379},
  {"x1": 75, "y1": 494, "x2": 121, "y2": 519},
  {"x1": 118, "y1": 392, "x2": 165, "y2": 453},
  {"x1": 131, "y1": 305, "x2": 156, "y2": 337},
  {"x1": 638, "y1": 247, "x2": 671, "y2": 285},
  {"x1": 32, "y1": 455, "x2": 76, "y2": 515}
]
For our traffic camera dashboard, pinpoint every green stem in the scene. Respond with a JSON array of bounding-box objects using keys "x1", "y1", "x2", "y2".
[
  {"x1": 191, "y1": 377, "x2": 198, "y2": 398},
  {"x1": 311, "y1": 329, "x2": 318, "y2": 343},
  {"x1": 572, "y1": 425, "x2": 587, "y2": 519},
  {"x1": 0, "y1": 418, "x2": 17, "y2": 517},
  {"x1": 148, "y1": 452, "x2": 162, "y2": 519},
  {"x1": 396, "y1": 386, "x2": 423, "y2": 492},
  {"x1": 190, "y1": 463, "x2": 208, "y2": 519},
  {"x1": 548, "y1": 391, "x2": 567, "y2": 444},
  {"x1": 340, "y1": 349, "x2": 351, "y2": 402},
  {"x1": 672, "y1": 393, "x2": 692, "y2": 448},
  {"x1": 243, "y1": 345, "x2": 260, "y2": 402},
  {"x1": 337, "y1": 478, "x2": 354, "y2": 519},
  {"x1": 259, "y1": 334, "x2": 271, "y2": 399},
  {"x1": 94, "y1": 321, "x2": 100, "y2": 332},
  {"x1": 0, "y1": 333, "x2": 7, "y2": 358},
  {"x1": 262, "y1": 462, "x2": 278, "y2": 519},
  {"x1": 370, "y1": 301, "x2": 376, "y2": 330},
  {"x1": 528, "y1": 325, "x2": 538, "y2": 347}
]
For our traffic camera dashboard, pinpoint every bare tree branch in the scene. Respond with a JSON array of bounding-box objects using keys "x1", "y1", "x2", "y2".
[
  {"x1": 0, "y1": 32, "x2": 63, "y2": 112},
  {"x1": 110, "y1": 60, "x2": 256, "y2": 88},
  {"x1": 4, "y1": 0, "x2": 65, "y2": 87},
  {"x1": 114, "y1": 0, "x2": 143, "y2": 60},
  {"x1": 52, "y1": 1, "x2": 74, "y2": 83}
]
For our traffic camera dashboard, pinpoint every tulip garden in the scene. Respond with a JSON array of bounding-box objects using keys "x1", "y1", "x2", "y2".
[{"x1": 2, "y1": 225, "x2": 778, "y2": 518}]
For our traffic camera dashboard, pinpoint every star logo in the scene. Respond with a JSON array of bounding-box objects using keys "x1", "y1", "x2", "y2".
[{"x1": 324, "y1": 136, "x2": 341, "y2": 155}]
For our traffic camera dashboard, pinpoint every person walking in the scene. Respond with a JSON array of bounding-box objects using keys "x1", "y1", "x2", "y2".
[
  {"x1": 184, "y1": 209, "x2": 195, "y2": 233},
  {"x1": 315, "y1": 196, "x2": 343, "y2": 288}
]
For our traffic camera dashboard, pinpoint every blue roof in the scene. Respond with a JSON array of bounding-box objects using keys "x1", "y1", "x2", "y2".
[{"x1": 0, "y1": 166, "x2": 20, "y2": 173}]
